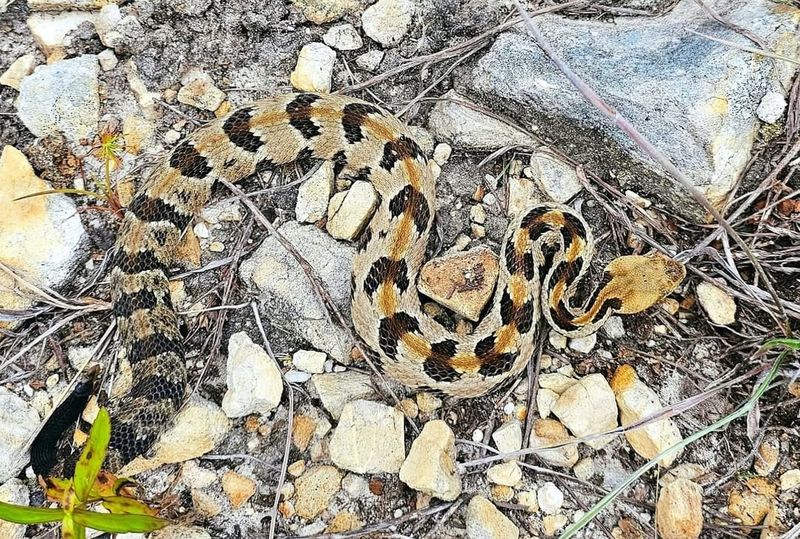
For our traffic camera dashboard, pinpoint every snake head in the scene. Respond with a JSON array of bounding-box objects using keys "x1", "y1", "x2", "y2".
[{"x1": 602, "y1": 251, "x2": 686, "y2": 314}]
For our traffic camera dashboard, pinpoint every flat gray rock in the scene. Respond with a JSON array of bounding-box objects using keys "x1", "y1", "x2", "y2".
[
  {"x1": 16, "y1": 54, "x2": 100, "y2": 142},
  {"x1": 468, "y1": 0, "x2": 800, "y2": 221},
  {"x1": 239, "y1": 221, "x2": 355, "y2": 362}
]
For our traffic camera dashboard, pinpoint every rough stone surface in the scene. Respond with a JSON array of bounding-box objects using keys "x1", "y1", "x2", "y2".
[
  {"x1": 779, "y1": 469, "x2": 800, "y2": 491},
  {"x1": 551, "y1": 373, "x2": 618, "y2": 449},
  {"x1": 177, "y1": 68, "x2": 225, "y2": 112},
  {"x1": 0, "y1": 146, "x2": 88, "y2": 322},
  {"x1": 330, "y1": 399, "x2": 405, "y2": 473},
  {"x1": 323, "y1": 23, "x2": 363, "y2": 51},
  {"x1": 293, "y1": 349, "x2": 327, "y2": 374},
  {"x1": 290, "y1": 42, "x2": 336, "y2": 93},
  {"x1": 757, "y1": 91, "x2": 787, "y2": 124},
  {"x1": 222, "y1": 332, "x2": 283, "y2": 418},
  {"x1": 399, "y1": 420, "x2": 462, "y2": 501},
  {"x1": 491, "y1": 420, "x2": 522, "y2": 457},
  {"x1": 355, "y1": 49, "x2": 384, "y2": 71},
  {"x1": 295, "y1": 465, "x2": 342, "y2": 520},
  {"x1": 291, "y1": 0, "x2": 367, "y2": 24},
  {"x1": 537, "y1": 481, "x2": 564, "y2": 514},
  {"x1": 656, "y1": 478, "x2": 704, "y2": 539},
  {"x1": 428, "y1": 90, "x2": 536, "y2": 151},
  {"x1": 312, "y1": 372, "x2": 375, "y2": 420},
  {"x1": 466, "y1": 495, "x2": 519, "y2": 539},
  {"x1": 528, "y1": 149, "x2": 583, "y2": 203},
  {"x1": 529, "y1": 418, "x2": 579, "y2": 468},
  {"x1": 697, "y1": 282, "x2": 737, "y2": 325},
  {"x1": 0, "y1": 479, "x2": 29, "y2": 539},
  {"x1": 121, "y1": 396, "x2": 230, "y2": 476},
  {"x1": 240, "y1": 221, "x2": 355, "y2": 361},
  {"x1": 417, "y1": 246, "x2": 500, "y2": 321},
  {"x1": 326, "y1": 181, "x2": 379, "y2": 240},
  {"x1": 0, "y1": 54, "x2": 36, "y2": 90},
  {"x1": 16, "y1": 55, "x2": 99, "y2": 142},
  {"x1": 0, "y1": 389, "x2": 40, "y2": 483},
  {"x1": 295, "y1": 161, "x2": 334, "y2": 223},
  {"x1": 611, "y1": 364, "x2": 683, "y2": 466},
  {"x1": 486, "y1": 461, "x2": 521, "y2": 487},
  {"x1": 150, "y1": 526, "x2": 212, "y2": 539},
  {"x1": 26, "y1": 12, "x2": 95, "y2": 60},
  {"x1": 468, "y1": 1, "x2": 800, "y2": 221},
  {"x1": 361, "y1": 0, "x2": 413, "y2": 47}
]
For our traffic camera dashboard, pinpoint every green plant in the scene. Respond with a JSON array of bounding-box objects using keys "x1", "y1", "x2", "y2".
[
  {"x1": 14, "y1": 124, "x2": 125, "y2": 217},
  {"x1": 0, "y1": 408, "x2": 169, "y2": 538}
]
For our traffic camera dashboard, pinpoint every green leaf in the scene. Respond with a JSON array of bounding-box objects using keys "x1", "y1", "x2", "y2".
[
  {"x1": 764, "y1": 338, "x2": 800, "y2": 351},
  {"x1": 72, "y1": 508, "x2": 169, "y2": 533},
  {"x1": 0, "y1": 501, "x2": 64, "y2": 525},
  {"x1": 61, "y1": 514, "x2": 86, "y2": 539},
  {"x1": 101, "y1": 496, "x2": 159, "y2": 516},
  {"x1": 73, "y1": 408, "x2": 111, "y2": 502}
]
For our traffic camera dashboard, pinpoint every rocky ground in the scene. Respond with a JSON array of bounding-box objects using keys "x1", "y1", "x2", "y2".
[{"x1": 1, "y1": 0, "x2": 799, "y2": 538}]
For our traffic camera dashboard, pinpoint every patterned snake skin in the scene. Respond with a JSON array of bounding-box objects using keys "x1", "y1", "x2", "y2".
[{"x1": 37, "y1": 93, "x2": 686, "y2": 472}]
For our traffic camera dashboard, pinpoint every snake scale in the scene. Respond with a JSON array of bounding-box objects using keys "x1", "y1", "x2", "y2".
[{"x1": 32, "y1": 93, "x2": 685, "y2": 474}]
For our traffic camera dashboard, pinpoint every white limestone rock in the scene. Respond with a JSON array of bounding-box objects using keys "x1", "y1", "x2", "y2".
[
  {"x1": 290, "y1": 42, "x2": 336, "y2": 94},
  {"x1": 399, "y1": 420, "x2": 461, "y2": 501},
  {"x1": 222, "y1": 332, "x2": 283, "y2": 418},
  {"x1": 329, "y1": 399, "x2": 405, "y2": 474}
]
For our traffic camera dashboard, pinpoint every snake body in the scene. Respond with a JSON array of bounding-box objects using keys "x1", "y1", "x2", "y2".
[{"x1": 34, "y1": 93, "x2": 685, "y2": 472}]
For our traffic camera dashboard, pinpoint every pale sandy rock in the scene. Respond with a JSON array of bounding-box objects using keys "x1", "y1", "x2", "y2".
[
  {"x1": 728, "y1": 477, "x2": 776, "y2": 526},
  {"x1": 355, "y1": 49, "x2": 384, "y2": 72},
  {"x1": 201, "y1": 199, "x2": 242, "y2": 223},
  {"x1": 326, "y1": 181, "x2": 379, "y2": 240},
  {"x1": 660, "y1": 463, "x2": 707, "y2": 486},
  {"x1": 508, "y1": 176, "x2": 543, "y2": 217},
  {"x1": 150, "y1": 526, "x2": 212, "y2": 539},
  {"x1": 696, "y1": 282, "x2": 737, "y2": 325},
  {"x1": 330, "y1": 399, "x2": 405, "y2": 473},
  {"x1": 178, "y1": 68, "x2": 226, "y2": 112},
  {"x1": 94, "y1": 3, "x2": 121, "y2": 46},
  {"x1": 222, "y1": 471, "x2": 256, "y2": 508},
  {"x1": 779, "y1": 469, "x2": 800, "y2": 491},
  {"x1": 491, "y1": 420, "x2": 522, "y2": 457},
  {"x1": 399, "y1": 420, "x2": 461, "y2": 501},
  {"x1": 294, "y1": 465, "x2": 341, "y2": 519},
  {"x1": 416, "y1": 391, "x2": 442, "y2": 413},
  {"x1": 28, "y1": 0, "x2": 112, "y2": 8},
  {"x1": 551, "y1": 373, "x2": 618, "y2": 449},
  {"x1": 222, "y1": 332, "x2": 283, "y2": 418},
  {"x1": 538, "y1": 372, "x2": 578, "y2": 394},
  {"x1": 568, "y1": 332, "x2": 596, "y2": 354},
  {"x1": 466, "y1": 495, "x2": 519, "y2": 539},
  {"x1": 573, "y1": 457, "x2": 595, "y2": 481},
  {"x1": 190, "y1": 488, "x2": 222, "y2": 517},
  {"x1": 754, "y1": 434, "x2": 779, "y2": 476},
  {"x1": 0, "y1": 54, "x2": 37, "y2": 90},
  {"x1": 536, "y1": 387, "x2": 559, "y2": 418},
  {"x1": 0, "y1": 146, "x2": 87, "y2": 326},
  {"x1": 610, "y1": 364, "x2": 683, "y2": 466},
  {"x1": 361, "y1": 0, "x2": 413, "y2": 47},
  {"x1": 323, "y1": 23, "x2": 363, "y2": 50},
  {"x1": 537, "y1": 481, "x2": 564, "y2": 515},
  {"x1": 121, "y1": 396, "x2": 230, "y2": 476},
  {"x1": 0, "y1": 479, "x2": 29, "y2": 539},
  {"x1": 417, "y1": 246, "x2": 500, "y2": 321},
  {"x1": 517, "y1": 490, "x2": 538, "y2": 512},
  {"x1": 124, "y1": 60, "x2": 159, "y2": 119},
  {"x1": 528, "y1": 149, "x2": 583, "y2": 203},
  {"x1": 529, "y1": 419, "x2": 579, "y2": 468},
  {"x1": 290, "y1": 0, "x2": 366, "y2": 24},
  {"x1": 296, "y1": 161, "x2": 334, "y2": 223},
  {"x1": 312, "y1": 372, "x2": 375, "y2": 420},
  {"x1": 547, "y1": 328, "x2": 567, "y2": 350},
  {"x1": 757, "y1": 91, "x2": 787, "y2": 124},
  {"x1": 433, "y1": 143, "x2": 452, "y2": 165},
  {"x1": 16, "y1": 55, "x2": 99, "y2": 142},
  {"x1": 293, "y1": 349, "x2": 327, "y2": 374},
  {"x1": 543, "y1": 514, "x2": 568, "y2": 536},
  {"x1": 97, "y1": 49, "x2": 117, "y2": 71},
  {"x1": 656, "y1": 478, "x2": 703, "y2": 539},
  {"x1": 26, "y1": 12, "x2": 95, "y2": 60},
  {"x1": 428, "y1": 90, "x2": 535, "y2": 151},
  {"x1": 290, "y1": 42, "x2": 336, "y2": 93},
  {"x1": 181, "y1": 461, "x2": 217, "y2": 489},
  {"x1": 486, "y1": 462, "x2": 522, "y2": 487},
  {"x1": 602, "y1": 316, "x2": 625, "y2": 339}
]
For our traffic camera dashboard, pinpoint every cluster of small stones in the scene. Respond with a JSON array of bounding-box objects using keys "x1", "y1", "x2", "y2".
[{"x1": 0, "y1": 0, "x2": 796, "y2": 538}]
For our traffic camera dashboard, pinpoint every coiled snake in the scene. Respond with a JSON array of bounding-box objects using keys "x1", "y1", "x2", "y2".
[{"x1": 32, "y1": 93, "x2": 685, "y2": 474}]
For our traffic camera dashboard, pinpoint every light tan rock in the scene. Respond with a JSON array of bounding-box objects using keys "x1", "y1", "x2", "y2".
[
  {"x1": 508, "y1": 176, "x2": 543, "y2": 217},
  {"x1": 322, "y1": 23, "x2": 362, "y2": 50},
  {"x1": 296, "y1": 162, "x2": 334, "y2": 223},
  {"x1": 361, "y1": 0, "x2": 413, "y2": 47},
  {"x1": 293, "y1": 349, "x2": 327, "y2": 374},
  {"x1": 417, "y1": 246, "x2": 500, "y2": 321},
  {"x1": 330, "y1": 400, "x2": 405, "y2": 473},
  {"x1": 326, "y1": 181, "x2": 379, "y2": 240},
  {"x1": 222, "y1": 332, "x2": 283, "y2": 418},
  {"x1": 551, "y1": 373, "x2": 618, "y2": 449},
  {"x1": 312, "y1": 372, "x2": 375, "y2": 420},
  {"x1": 486, "y1": 461, "x2": 522, "y2": 487},
  {"x1": 26, "y1": 12, "x2": 96, "y2": 61},
  {"x1": 465, "y1": 495, "x2": 519, "y2": 539},
  {"x1": 543, "y1": 514, "x2": 568, "y2": 537},
  {"x1": 294, "y1": 465, "x2": 341, "y2": 520},
  {"x1": 290, "y1": 42, "x2": 336, "y2": 93},
  {"x1": 660, "y1": 463, "x2": 706, "y2": 486},
  {"x1": 727, "y1": 477, "x2": 776, "y2": 526},
  {"x1": 753, "y1": 434, "x2": 779, "y2": 476},
  {"x1": 528, "y1": 419, "x2": 579, "y2": 468},
  {"x1": 178, "y1": 68, "x2": 225, "y2": 112},
  {"x1": 0, "y1": 479, "x2": 29, "y2": 539},
  {"x1": 610, "y1": 364, "x2": 683, "y2": 466},
  {"x1": 779, "y1": 469, "x2": 800, "y2": 491},
  {"x1": 416, "y1": 392, "x2": 442, "y2": 413},
  {"x1": 399, "y1": 420, "x2": 461, "y2": 501},
  {"x1": 528, "y1": 148, "x2": 583, "y2": 203},
  {"x1": 656, "y1": 478, "x2": 703, "y2": 539},
  {"x1": 536, "y1": 387, "x2": 559, "y2": 418},
  {"x1": 516, "y1": 490, "x2": 538, "y2": 513},
  {"x1": 0, "y1": 54, "x2": 36, "y2": 90},
  {"x1": 222, "y1": 471, "x2": 256, "y2": 508},
  {"x1": 696, "y1": 282, "x2": 736, "y2": 325},
  {"x1": 537, "y1": 481, "x2": 564, "y2": 514},
  {"x1": 121, "y1": 396, "x2": 230, "y2": 476},
  {"x1": 491, "y1": 420, "x2": 522, "y2": 458},
  {"x1": 290, "y1": 0, "x2": 366, "y2": 24},
  {"x1": 326, "y1": 510, "x2": 363, "y2": 533},
  {"x1": 538, "y1": 372, "x2": 578, "y2": 394}
]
